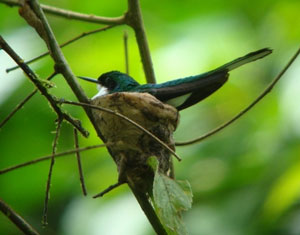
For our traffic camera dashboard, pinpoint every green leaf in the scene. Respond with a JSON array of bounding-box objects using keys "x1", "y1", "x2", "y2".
[{"x1": 153, "y1": 171, "x2": 193, "y2": 235}]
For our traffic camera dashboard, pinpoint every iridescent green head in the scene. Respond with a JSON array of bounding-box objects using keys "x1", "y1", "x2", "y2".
[{"x1": 78, "y1": 71, "x2": 140, "y2": 99}]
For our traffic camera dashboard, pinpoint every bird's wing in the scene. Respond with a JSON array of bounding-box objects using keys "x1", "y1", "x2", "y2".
[
  {"x1": 147, "y1": 71, "x2": 229, "y2": 110},
  {"x1": 139, "y1": 48, "x2": 272, "y2": 110}
]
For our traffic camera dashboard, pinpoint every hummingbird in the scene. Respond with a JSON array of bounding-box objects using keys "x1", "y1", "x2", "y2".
[{"x1": 78, "y1": 48, "x2": 272, "y2": 111}]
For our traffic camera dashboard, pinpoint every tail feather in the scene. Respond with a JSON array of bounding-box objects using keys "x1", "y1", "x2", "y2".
[{"x1": 218, "y1": 48, "x2": 272, "y2": 71}]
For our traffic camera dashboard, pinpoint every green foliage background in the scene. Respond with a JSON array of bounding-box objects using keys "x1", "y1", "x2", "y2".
[{"x1": 0, "y1": 0, "x2": 300, "y2": 234}]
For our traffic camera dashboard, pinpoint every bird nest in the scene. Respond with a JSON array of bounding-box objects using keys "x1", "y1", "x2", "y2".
[{"x1": 91, "y1": 92, "x2": 179, "y2": 192}]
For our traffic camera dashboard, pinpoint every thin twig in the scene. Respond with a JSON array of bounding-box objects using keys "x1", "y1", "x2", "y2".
[
  {"x1": 93, "y1": 181, "x2": 125, "y2": 198},
  {"x1": 60, "y1": 100, "x2": 181, "y2": 161},
  {"x1": 0, "y1": 90, "x2": 36, "y2": 128},
  {"x1": 0, "y1": 0, "x2": 126, "y2": 25},
  {"x1": 0, "y1": 36, "x2": 89, "y2": 137},
  {"x1": 6, "y1": 25, "x2": 116, "y2": 73},
  {"x1": 42, "y1": 119, "x2": 62, "y2": 226},
  {"x1": 0, "y1": 198, "x2": 39, "y2": 235},
  {"x1": 0, "y1": 72, "x2": 57, "y2": 128},
  {"x1": 126, "y1": 0, "x2": 156, "y2": 83},
  {"x1": 0, "y1": 144, "x2": 106, "y2": 175},
  {"x1": 74, "y1": 129, "x2": 87, "y2": 196},
  {"x1": 123, "y1": 30, "x2": 129, "y2": 74},
  {"x1": 176, "y1": 47, "x2": 300, "y2": 146}
]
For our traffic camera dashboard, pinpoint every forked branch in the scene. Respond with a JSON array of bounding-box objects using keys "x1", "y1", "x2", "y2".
[{"x1": 0, "y1": 36, "x2": 89, "y2": 137}]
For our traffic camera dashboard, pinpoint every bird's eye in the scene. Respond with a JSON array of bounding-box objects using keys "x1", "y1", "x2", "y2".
[{"x1": 105, "y1": 77, "x2": 117, "y2": 90}]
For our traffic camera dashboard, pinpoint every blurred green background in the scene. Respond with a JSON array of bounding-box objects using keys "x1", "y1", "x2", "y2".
[{"x1": 0, "y1": 0, "x2": 300, "y2": 234}]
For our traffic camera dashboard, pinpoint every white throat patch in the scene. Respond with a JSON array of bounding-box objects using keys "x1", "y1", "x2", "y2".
[{"x1": 92, "y1": 85, "x2": 109, "y2": 100}]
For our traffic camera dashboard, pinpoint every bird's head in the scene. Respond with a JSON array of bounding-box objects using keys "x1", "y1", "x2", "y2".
[{"x1": 78, "y1": 71, "x2": 140, "y2": 99}]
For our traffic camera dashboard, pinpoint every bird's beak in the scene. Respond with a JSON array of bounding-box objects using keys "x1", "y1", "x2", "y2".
[{"x1": 77, "y1": 76, "x2": 99, "y2": 84}]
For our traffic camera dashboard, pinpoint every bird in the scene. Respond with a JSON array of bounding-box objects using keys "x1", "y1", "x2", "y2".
[{"x1": 78, "y1": 48, "x2": 272, "y2": 111}]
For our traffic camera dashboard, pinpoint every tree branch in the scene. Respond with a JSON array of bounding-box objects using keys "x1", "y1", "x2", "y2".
[
  {"x1": 93, "y1": 181, "x2": 125, "y2": 198},
  {"x1": 123, "y1": 30, "x2": 129, "y2": 74},
  {"x1": 0, "y1": 0, "x2": 126, "y2": 25},
  {"x1": 0, "y1": 144, "x2": 106, "y2": 175},
  {"x1": 126, "y1": 0, "x2": 156, "y2": 83}
]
